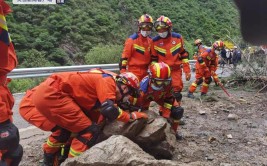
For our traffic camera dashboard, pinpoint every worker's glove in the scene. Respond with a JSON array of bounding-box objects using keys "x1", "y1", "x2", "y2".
[
  {"x1": 130, "y1": 112, "x2": 148, "y2": 121},
  {"x1": 120, "y1": 69, "x2": 126, "y2": 73},
  {"x1": 170, "y1": 106, "x2": 184, "y2": 120},
  {"x1": 185, "y1": 72, "x2": 191, "y2": 81}
]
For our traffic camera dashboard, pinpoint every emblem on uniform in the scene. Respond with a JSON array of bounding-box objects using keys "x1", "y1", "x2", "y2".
[
  {"x1": 159, "y1": 42, "x2": 164, "y2": 46},
  {"x1": 0, "y1": 131, "x2": 9, "y2": 138},
  {"x1": 172, "y1": 41, "x2": 176, "y2": 45}
]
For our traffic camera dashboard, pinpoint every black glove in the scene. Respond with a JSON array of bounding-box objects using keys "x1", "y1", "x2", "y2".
[{"x1": 170, "y1": 106, "x2": 184, "y2": 120}]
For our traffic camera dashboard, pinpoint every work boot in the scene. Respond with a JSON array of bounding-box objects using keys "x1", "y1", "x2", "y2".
[
  {"x1": 175, "y1": 132, "x2": 183, "y2": 140},
  {"x1": 42, "y1": 152, "x2": 55, "y2": 166},
  {"x1": 187, "y1": 92, "x2": 195, "y2": 99}
]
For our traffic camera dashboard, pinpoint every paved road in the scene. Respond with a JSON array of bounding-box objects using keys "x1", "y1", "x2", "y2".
[{"x1": 13, "y1": 66, "x2": 233, "y2": 129}]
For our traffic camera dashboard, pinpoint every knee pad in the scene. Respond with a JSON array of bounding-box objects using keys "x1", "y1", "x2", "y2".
[
  {"x1": 196, "y1": 78, "x2": 203, "y2": 85},
  {"x1": 100, "y1": 100, "x2": 120, "y2": 122},
  {"x1": 0, "y1": 121, "x2": 19, "y2": 151},
  {"x1": 51, "y1": 126, "x2": 71, "y2": 143},
  {"x1": 170, "y1": 106, "x2": 184, "y2": 120},
  {"x1": 205, "y1": 77, "x2": 212, "y2": 84},
  {"x1": 2, "y1": 144, "x2": 23, "y2": 166},
  {"x1": 173, "y1": 92, "x2": 182, "y2": 102},
  {"x1": 77, "y1": 123, "x2": 101, "y2": 148}
]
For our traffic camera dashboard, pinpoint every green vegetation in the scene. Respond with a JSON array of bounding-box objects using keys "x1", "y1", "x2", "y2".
[
  {"x1": 8, "y1": 78, "x2": 45, "y2": 93},
  {"x1": 6, "y1": 0, "x2": 240, "y2": 67}
]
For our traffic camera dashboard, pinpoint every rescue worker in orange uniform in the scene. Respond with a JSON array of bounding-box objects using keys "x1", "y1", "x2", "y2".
[
  {"x1": 151, "y1": 15, "x2": 191, "y2": 107},
  {"x1": 0, "y1": 1, "x2": 23, "y2": 165},
  {"x1": 119, "y1": 14, "x2": 153, "y2": 80},
  {"x1": 19, "y1": 69, "x2": 147, "y2": 166},
  {"x1": 129, "y1": 62, "x2": 184, "y2": 140},
  {"x1": 188, "y1": 41, "x2": 224, "y2": 98},
  {"x1": 194, "y1": 39, "x2": 207, "y2": 55}
]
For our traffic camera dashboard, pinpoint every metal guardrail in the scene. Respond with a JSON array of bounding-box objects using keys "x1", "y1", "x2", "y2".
[{"x1": 8, "y1": 61, "x2": 196, "y2": 79}]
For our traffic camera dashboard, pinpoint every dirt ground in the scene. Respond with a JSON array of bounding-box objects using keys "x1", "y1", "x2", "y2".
[{"x1": 19, "y1": 85, "x2": 267, "y2": 166}]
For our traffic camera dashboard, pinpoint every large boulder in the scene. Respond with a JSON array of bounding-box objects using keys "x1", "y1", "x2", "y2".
[
  {"x1": 61, "y1": 135, "x2": 179, "y2": 166},
  {"x1": 97, "y1": 110, "x2": 176, "y2": 159}
]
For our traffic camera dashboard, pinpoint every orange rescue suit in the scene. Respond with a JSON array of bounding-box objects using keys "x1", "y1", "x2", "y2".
[
  {"x1": 189, "y1": 48, "x2": 219, "y2": 94},
  {"x1": 22, "y1": 69, "x2": 131, "y2": 157},
  {"x1": 120, "y1": 33, "x2": 152, "y2": 80},
  {"x1": 151, "y1": 32, "x2": 190, "y2": 92}
]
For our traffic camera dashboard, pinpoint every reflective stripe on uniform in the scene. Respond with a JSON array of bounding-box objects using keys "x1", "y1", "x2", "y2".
[
  {"x1": 0, "y1": 14, "x2": 8, "y2": 31},
  {"x1": 154, "y1": 46, "x2": 166, "y2": 54},
  {"x1": 163, "y1": 103, "x2": 172, "y2": 109},
  {"x1": 116, "y1": 108, "x2": 123, "y2": 119},
  {"x1": 170, "y1": 43, "x2": 181, "y2": 55},
  {"x1": 192, "y1": 83, "x2": 197, "y2": 87},
  {"x1": 182, "y1": 59, "x2": 189, "y2": 63},
  {"x1": 46, "y1": 138, "x2": 64, "y2": 148},
  {"x1": 133, "y1": 44, "x2": 145, "y2": 52},
  {"x1": 69, "y1": 147, "x2": 82, "y2": 157},
  {"x1": 203, "y1": 83, "x2": 209, "y2": 87},
  {"x1": 121, "y1": 60, "x2": 128, "y2": 65}
]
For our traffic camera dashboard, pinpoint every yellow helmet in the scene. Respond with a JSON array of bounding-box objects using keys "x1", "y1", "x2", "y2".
[{"x1": 138, "y1": 14, "x2": 153, "y2": 30}]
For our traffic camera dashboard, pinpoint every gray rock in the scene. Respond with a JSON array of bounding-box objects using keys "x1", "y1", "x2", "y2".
[
  {"x1": 227, "y1": 114, "x2": 238, "y2": 120},
  {"x1": 61, "y1": 135, "x2": 179, "y2": 166}
]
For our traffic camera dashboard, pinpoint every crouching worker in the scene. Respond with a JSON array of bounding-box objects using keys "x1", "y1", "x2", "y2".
[
  {"x1": 127, "y1": 62, "x2": 184, "y2": 140},
  {"x1": 19, "y1": 69, "x2": 147, "y2": 166}
]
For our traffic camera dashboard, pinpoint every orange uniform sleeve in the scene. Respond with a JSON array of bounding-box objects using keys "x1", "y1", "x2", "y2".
[
  {"x1": 198, "y1": 52, "x2": 208, "y2": 69},
  {"x1": 116, "y1": 109, "x2": 130, "y2": 123},
  {"x1": 119, "y1": 38, "x2": 134, "y2": 71},
  {"x1": 180, "y1": 50, "x2": 191, "y2": 73},
  {"x1": 179, "y1": 37, "x2": 190, "y2": 73}
]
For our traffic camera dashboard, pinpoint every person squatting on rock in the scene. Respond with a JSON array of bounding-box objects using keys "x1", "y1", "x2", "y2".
[
  {"x1": 19, "y1": 69, "x2": 147, "y2": 166},
  {"x1": 188, "y1": 41, "x2": 224, "y2": 98},
  {"x1": 0, "y1": 1, "x2": 23, "y2": 165},
  {"x1": 127, "y1": 62, "x2": 184, "y2": 140},
  {"x1": 119, "y1": 14, "x2": 153, "y2": 81},
  {"x1": 151, "y1": 15, "x2": 191, "y2": 109}
]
